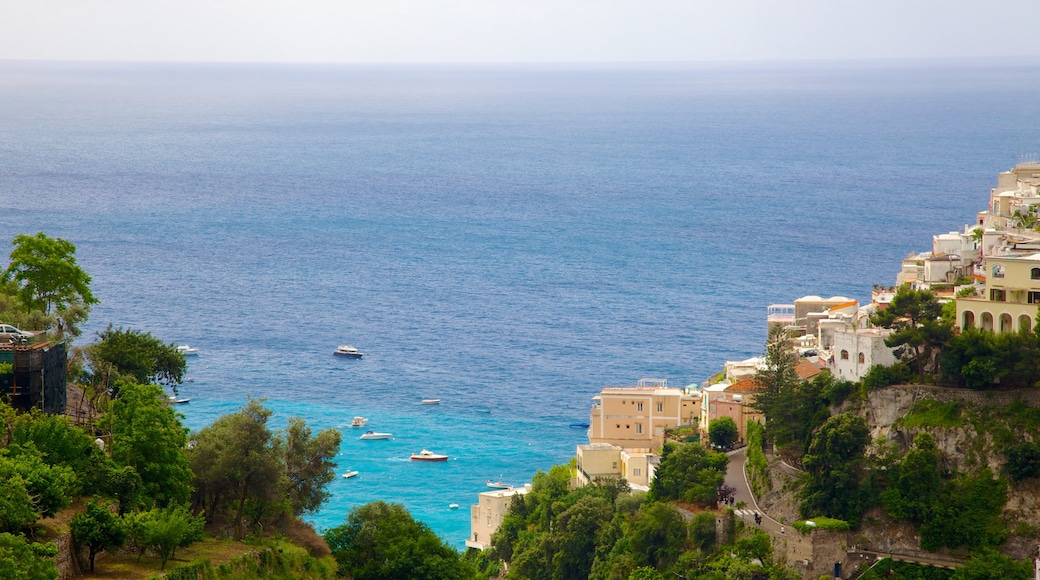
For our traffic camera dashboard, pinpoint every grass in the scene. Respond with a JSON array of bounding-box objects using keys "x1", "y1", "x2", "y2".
[
  {"x1": 896, "y1": 399, "x2": 965, "y2": 429},
  {"x1": 79, "y1": 537, "x2": 255, "y2": 580},
  {"x1": 792, "y1": 517, "x2": 850, "y2": 533}
]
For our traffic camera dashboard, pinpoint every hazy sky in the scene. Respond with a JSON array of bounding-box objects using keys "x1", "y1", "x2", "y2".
[{"x1": 2, "y1": 0, "x2": 1037, "y2": 64}]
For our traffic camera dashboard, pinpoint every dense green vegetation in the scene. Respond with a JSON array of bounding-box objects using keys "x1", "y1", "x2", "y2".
[
  {"x1": 469, "y1": 460, "x2": 802, "y2": 580},
  {"x1": 0, "y1": 233, "x2": 347, "y2": 577}
]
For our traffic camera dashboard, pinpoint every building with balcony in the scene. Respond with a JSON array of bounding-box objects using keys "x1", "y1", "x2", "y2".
[
  {"x1": 956, "y1": 252, "x2": 1040, "y2": 333},
  {"x1": 587, "y1": 380, "x2": 698, "y2": 450}
]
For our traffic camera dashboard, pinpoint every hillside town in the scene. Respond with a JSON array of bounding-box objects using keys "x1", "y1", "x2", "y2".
[{"x1": 466, "y1": 162, "x2": 1040, "y2": 578}]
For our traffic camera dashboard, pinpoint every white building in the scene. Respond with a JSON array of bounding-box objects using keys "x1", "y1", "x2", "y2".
[{"x1": 831, "y1": 327, "x2": 897, "y2": 382}]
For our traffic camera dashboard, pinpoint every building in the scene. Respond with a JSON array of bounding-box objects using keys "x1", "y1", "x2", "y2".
[
  {"x1": 465, "y1": 485, "x2": 530, "y2": 550},
  {"x1": 956, "y1": 252, "x2": 1040, "y2": 333},
  {"x1": 588, "y1": 380, "x2": 698, "y2": 450},
  {"x1": 0, "y1": 341, "x2": 67, "y2": 414},
  {"x1": 830, "y1": 327, "x2": 897, "y2": 382},
  {"x1": 575, "y1": 443, "x2": 655, "y2": 489}
]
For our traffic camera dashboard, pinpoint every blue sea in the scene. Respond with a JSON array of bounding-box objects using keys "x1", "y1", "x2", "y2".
[{"x1": 2, "y1": 59, "x2": 1040, "y2": 547}]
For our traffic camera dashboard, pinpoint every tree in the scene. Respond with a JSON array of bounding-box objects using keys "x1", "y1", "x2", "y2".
[
  {"x1": 2, "y1": 444, "x2": 75, "y2": 518},
  {"x1": 881, "y1": 433, "x2": 941, "y2": 524},
  {"x1": 552, "y1": 495, "x2": 614, "y2": 580},
  {"x1": 88, "y1": 325, "x2": 186, "y2": 392},
  {"x1": 950, "y1": 548, "x2": 1032, "y2": 580},
  {"x1": 189, "y1": 399, "x2": 284, "y2": 539},
  {"x1": 0, "y1": 533, "x2": 58, "y2": 580},
  {"x1": 71, "y1": 500, "x2": 126, "y2": 572},
  {"x1": 799, "y1": 413, "x2": 871, "y2": 523},
  {"x1": 141, "y1": 505, "x2": 205, "y2": 569},
  {"x1": 708, "y1": 416, "x2": 738, "y2": 449},
  {"x1": 282, "y1": 417, "x2": 341, "y2": 516},
  {"x1": 871, "y1": 284, "x2": 953, "y2": 384},
  {"x1": 1004, "y1": 441, "x2": 1040, "y2": 481},
  {"x1": 648, "y1": 442, "x2": 727, "y2": 505},
  {"x1": 627, "y1": 503, "x2": 686, "y2": 571},
  {"x1": 324, "y1": 501, "x2": 475, "y2": 580},
  {"x1": 109, "y1": 382, "x2": 192, "y2": 507},
  {"x1": 2, "y1": 232, "x2": 97, "y2": 338}
]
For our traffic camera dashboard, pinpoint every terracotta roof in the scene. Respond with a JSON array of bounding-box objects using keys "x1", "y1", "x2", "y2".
[
  {"x1": 794, "y1": 359, "x2": 823, "y2": 380},
  {"x1": 726, "y1": 378, "x2": 763, "y2": 393}
]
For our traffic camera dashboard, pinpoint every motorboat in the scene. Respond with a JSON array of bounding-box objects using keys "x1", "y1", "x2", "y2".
[
  {"x1": 359, "y1": 431, "x2": 392, "y2": 440},
  {"x1": 448, "y1": 504, "x2": 459, "y2": 510},
  {"x1": 342, "y1": 470, "x2": 359, "y2": 479},
  {"x1": 177, "y1": 345, "x2": 200, "y2": 356},
  {"x1": 569, "y1": 422, "x2": 590, "y2": 429},
  {"x1": 334, "y1": 345, "x2": 363, "y2": 358},
  {"x1": 420, "y1": 399, "x2": 440, "y2": 405},
  {"x1": 486, "y1": 479, "x2": 512, "y2": 489},
  {"x1": 168, "y1": 395, "x2": 190, "y2": 405},
  {"x1": 349, "y1": 416, "x2": 369, "y2": 428},
  {"x1": 410, "y1": 449, "x2": 448, "y2": 462},
  {"x1": 475, "y1": 409, "x2": 492, "y2": 414}
]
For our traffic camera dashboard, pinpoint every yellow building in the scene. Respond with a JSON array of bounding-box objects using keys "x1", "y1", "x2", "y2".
[
  {"x1": 465, "y1": 485, "x2": 530, "y2": 550},
  {"x1": 575, "y1": 443, "x2": 655, "y2": 489},
  {"x1": 588, "y1": 382, "x2": 698, "y2": 450},
  {"x1": 957, "y1": 252, "x2": 1040, "y2": 333}
]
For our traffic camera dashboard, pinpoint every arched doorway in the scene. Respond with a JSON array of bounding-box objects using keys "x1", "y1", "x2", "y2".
[
  {"x1": 981, "y1": 312, "x2": 994, "y2": 331},
  {"x1": 1020, "y1": 315, "x2": 1032, "y2": 334},
  {"x1": 962, "y1": 310, "x2": 975, "y2": 329},
  {"x1": 1000, "y1": 313, "x2": 1013, "y2": 333}
]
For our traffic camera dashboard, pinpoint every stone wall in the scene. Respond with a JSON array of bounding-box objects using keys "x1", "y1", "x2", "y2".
[{"x1": 54, "y1": 531, "x2": 80, "y2": 580}]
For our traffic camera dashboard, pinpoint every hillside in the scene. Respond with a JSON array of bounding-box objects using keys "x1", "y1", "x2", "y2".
[{"x1": 757, "y1": 384, "x2": 1040, "y2": 563}]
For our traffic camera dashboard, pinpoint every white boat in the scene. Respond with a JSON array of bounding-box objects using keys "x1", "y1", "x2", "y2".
[
  {"x1": 334, "y1": 345, "x2": 363, "y2": 358},
  {"x1": 486, "y1": 479, "x2": 512, "y2": 489},
  {"x1": 359, "y1": 431, "x2": 392, "y2": 440},
  {"x1": 410, "y1": 449, "x2": 448, "y2": 462},
  {"x1": 420, "y1": 399, "x2": 440, "y2": 405},
  {"x1": 349, "y1": 416, "x2": 369, "y2": 428},
  {"x1": 176, "y1": 345, "x2": 199, "y2": 356},
  {"x1": 168, "y1": 395, "x2": 190, "y2": 405},
  {"x1": 342, "y1": 470, "x2": 359, "y2": 479},
  {"x1": 448, "y1": 503, "x2": 460, "y2": 509}
]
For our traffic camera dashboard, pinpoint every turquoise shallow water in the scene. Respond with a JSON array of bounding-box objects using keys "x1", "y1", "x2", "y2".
[{"x1": 2, "y1": 61, "x2": 1040, "y2": 546}]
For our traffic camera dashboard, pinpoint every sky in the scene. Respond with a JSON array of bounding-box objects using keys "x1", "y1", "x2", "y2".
[{"x1": 1, "y1": 0, "x2": 1038, "y2": 64}]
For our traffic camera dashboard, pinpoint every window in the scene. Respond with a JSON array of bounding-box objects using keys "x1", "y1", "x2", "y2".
[
  {"x1": 657, "y1": 403, "x2": 663, "y2": 412},
  {"x1": 636, "y1": 423, "x2": 643, "y2": 434},
  {"x1": 637, "y1": 402, "x2": 643, "y2": 412},
  {"x1": 1032, "y1": 267, "x2": 1040, "y2": 280},
  {"x1": 634, "y1": 468, "x2": 641, "y2": 476},
  {"x1": 1029, "y1": 291, "x2": 1040, "y2": 304},
  {"x1": 991, "y1": 289, "x2": 1006, "y2": 302},
  {"x1": 487, "y1": 517, "x2": 491, "y2": 526},
  {"x1": 840, "y1": 350, "x2": 849, "y2": 360},
  {"x1": 858, "y1": 353, "x2": 865, "y2": 364},
  {"x1": 612, "y1": 462, "x2": 617, "y2": 469},
  {"x1": 992, "y1": 264, "x2": 1005, "y2": 278}
]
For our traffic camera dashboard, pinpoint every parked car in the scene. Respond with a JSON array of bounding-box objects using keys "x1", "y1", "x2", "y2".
[{"x1": 0, "y1": 324, "x2": 35, "y2": 343}]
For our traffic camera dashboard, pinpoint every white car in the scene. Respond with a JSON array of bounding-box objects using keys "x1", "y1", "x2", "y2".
[{"x1": 0, "y1": 324, "x2": 35, "y2": 342}]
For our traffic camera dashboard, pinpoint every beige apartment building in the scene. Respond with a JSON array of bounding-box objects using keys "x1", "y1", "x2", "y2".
[
  {"x1": 957, "y1": 252, "x2": 1040, "y2": 333},
  {"x1": 588, "y1": 383, "x2": 698, "y2": 450},
  {"x1": 465, "y1": 485, "x2": 530, "y2": 550},
  {"x1": 575, "y1": 443, "x2": 655, "y2": 489}
]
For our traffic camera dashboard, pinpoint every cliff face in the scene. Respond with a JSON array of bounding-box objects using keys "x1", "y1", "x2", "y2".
[
  {"x1": 857, "y1": 385, "x2": 1040, "y2": 560},
  {"x1": 861, "y1": 385, "x2": 1040, "y2": 474},
  {"x1": 759, "y1": 385, "x2": 1040, "y2": 562}
]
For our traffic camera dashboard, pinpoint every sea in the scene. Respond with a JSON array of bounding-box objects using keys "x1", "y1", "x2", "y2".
[{"x1": 1, "y1": 59, "x2": 1039, "y2": 547}]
